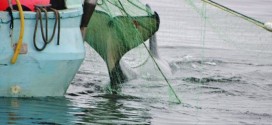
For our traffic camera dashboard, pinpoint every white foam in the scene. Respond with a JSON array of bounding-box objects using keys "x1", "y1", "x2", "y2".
[{"x1": 121, "y1": 56, "x2": 173, "y2": 81}]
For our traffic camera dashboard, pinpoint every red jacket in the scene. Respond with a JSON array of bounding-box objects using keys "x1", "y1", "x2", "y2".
[{"x1": 0, "y1": 0, "x2": 50, "y2": 11}]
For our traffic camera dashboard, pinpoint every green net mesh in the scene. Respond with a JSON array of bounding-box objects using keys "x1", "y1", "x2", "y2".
[
  {"x1": 175, "y1": 0, "x2": 272, "y2": 103},
  {"x1": 184, "y1": 0, "x2": 272, "y2": 51},
  {"x1": 85, "y1": 0, "x2": 159, "y2": 88},
  {"x1": 84, "y1": 0, "x2": 271, "y2": 103}
]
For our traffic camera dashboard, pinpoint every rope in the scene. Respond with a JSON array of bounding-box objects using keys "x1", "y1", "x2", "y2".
[
  {"x1": 51, "y1": 8, "x2": 61, "y2": 45},
  {"x1": 202, "y1": 0, "x2": 271, "y2": 32},
  {"x1": 33, "y1": 8, "x2": 46, "y2": 50},
  {"x1": 33, "y1": 6, "x2": 60, "y2": 51},
  {"x1": 11, "y1": 0, "x2": 24, "y2": 64}
]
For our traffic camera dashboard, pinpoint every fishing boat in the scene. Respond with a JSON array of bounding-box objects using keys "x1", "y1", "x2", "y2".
[
  {"x1": 0, "y1": 0, "x2": 97, "y2": 97},
  {"x1": 0, "y1": 0, "x2": 160, "y2": 97}
]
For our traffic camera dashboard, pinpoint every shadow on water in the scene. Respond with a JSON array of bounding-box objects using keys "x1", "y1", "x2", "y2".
[
  {"x1": 0, "y1": 97, "x2": 74, "y2": 125},
  {"x1": 0, "y1": 95, "x2": 151, "y2": 125},
  {"x1": 75, "y1": 96, "x2": 151, "y2": 124}
]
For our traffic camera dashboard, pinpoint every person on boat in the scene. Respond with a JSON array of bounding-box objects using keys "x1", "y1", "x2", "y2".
[{"x1": 0, "y1": 0, "x2": 50, "y2": 11}]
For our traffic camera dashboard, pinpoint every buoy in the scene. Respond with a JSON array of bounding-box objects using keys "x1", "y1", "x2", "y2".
[{"x1": 264, "y1": 21, "x2": 272, "y2": 32}]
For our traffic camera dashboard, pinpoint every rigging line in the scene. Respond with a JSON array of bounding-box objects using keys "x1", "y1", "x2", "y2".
[{"x1": 202, "y1": 0, "x2": 271, "y2": 32}]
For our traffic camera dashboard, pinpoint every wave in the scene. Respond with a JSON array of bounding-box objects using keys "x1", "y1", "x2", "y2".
[{"x1": 183, "y1": 76, "x2": 242, "y2": 84}]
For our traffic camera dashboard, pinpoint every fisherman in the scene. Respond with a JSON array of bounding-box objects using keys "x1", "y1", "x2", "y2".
[{"x1": 80, "y1": 0, "x2": 98, "y2": 38}]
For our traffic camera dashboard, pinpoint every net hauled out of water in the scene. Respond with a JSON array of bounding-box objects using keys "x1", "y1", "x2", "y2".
[
  {"x1": 83, "y1": 0, "x2": 183, "y2": 103},
  {"x1": 84, "y1": 0, "x2": 160, "y2": 90},
  {"x1": 83, "y1": 0, "x2": 272, "y2": 104}
]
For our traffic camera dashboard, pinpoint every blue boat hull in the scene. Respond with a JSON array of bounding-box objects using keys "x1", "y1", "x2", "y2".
[{"x1": 0, "y1": 8, "x2": 85, "y2": 97}]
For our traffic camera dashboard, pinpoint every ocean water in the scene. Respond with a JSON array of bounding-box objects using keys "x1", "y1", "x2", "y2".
[{"x1": 1, "y1": 0, "x2": 272, "y2": 124}]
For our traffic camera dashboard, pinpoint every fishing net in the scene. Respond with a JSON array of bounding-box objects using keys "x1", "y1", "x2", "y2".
[
  {"x1": 177, "y1": 0, "x2": 272, "y2": 82},
  {"x1": 84, "y1": 0, "x2": 161, "y2": 92},
  {"x1": 84, "y1": 0, "x2": 271, "y2": 103},
  {"x1": 82, "y1": 0, "x2": 182, "y2": 103},
  {"x1": 139, "y1": 0, "x2": 271, "y2": 103},
  {"x1": 185, "y1": 0, "x2": 272, "y2": 52},
  {"x1": 168, "y1": 0, "x2": 272, "y2": 103}
]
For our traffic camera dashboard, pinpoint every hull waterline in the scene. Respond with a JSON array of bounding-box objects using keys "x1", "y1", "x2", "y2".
[{"x1": 0, "y1": 8, "x2": 85, "y2": 97}]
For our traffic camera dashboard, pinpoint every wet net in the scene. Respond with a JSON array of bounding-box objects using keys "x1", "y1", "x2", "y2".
[
  {"x1": 84, "y1": 0, "x2": 160, "y2": 90},
  {"x1": 179, "y1": 0, "x2": 272, "y2": 82},
  {"x1": 185, "y1": 0, "x2": 272, "y2": 51},
  {"x1": 84, "y1": 0, "x2": 272, "y2": 104},
  {"x1": 85, "y1": 0, "x2": 158, "y2": 78},
  {"x1": 83, "y1": 0, "x2": 181, "y2": 103},
  {"x1": 166, "y1": 0, "x2": 272, "y2": 103}
]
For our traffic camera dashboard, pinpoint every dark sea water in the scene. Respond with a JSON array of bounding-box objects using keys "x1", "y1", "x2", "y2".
[{"x1": 1, "y1": 0, "x2": 272, "y2": 124}]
